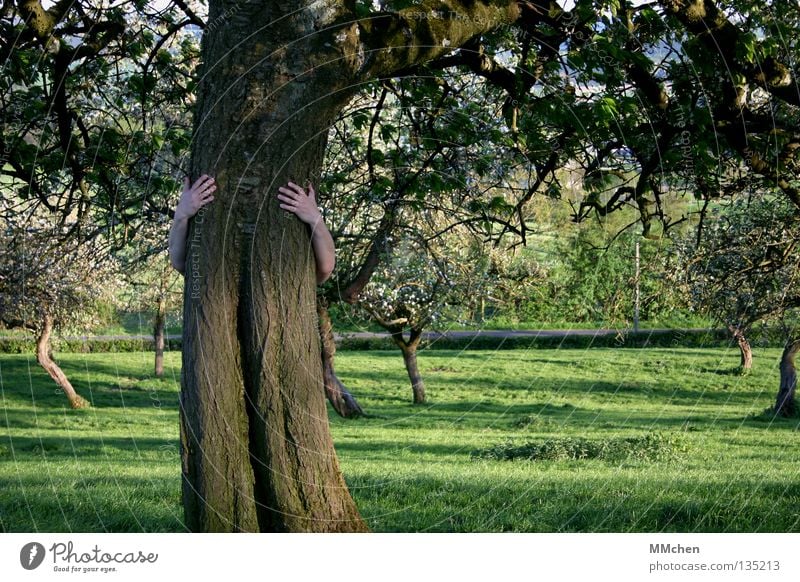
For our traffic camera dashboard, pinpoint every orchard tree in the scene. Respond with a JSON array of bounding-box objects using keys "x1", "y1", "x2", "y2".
[
  {"x1": 317, "y1": 74, "x2": 529, "y2": 415},
  {"x1": 120, "y1": 250, "x2": 182, "y2": 377},
  {"x1": 682, "y1": 196, "x2": 800, "y2": 373},
  {"x1": 2, "y1": 0, "x2": 201, "y2": 385},
  {"x1": 679, "y1": 195, "x2": 800, "y2": 416},
  {"x1": 0, "y1": 209, "x2": 118, "y2": 408},
  {"x1": 776, "y1": 338, "x2": 800, "y2": 418},
  {"x1": 358, "y1": 227, "x2": 492, "y2": 403}
]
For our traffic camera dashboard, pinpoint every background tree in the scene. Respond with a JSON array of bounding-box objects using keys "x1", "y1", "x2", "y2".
[
  {"x1": 776, "y1": 338, "x2": 800, "y2": 418},
  {"x1": 119, "y1": 250, "x2": 182, "y2": 377},
  {"x1": 0, "y1": 207, "x2": 118, "y2": 408},
  {"x1": 546, "y1": 226, "x2": 686, "y2": 327},
  {"x1": 357, "y1": 225, "x2": 493, "y2": 403},
  {"x1": 318, "y1": 74, "x2": 528, "y2": 414},
  {"x1": 681, "y1": 196, "x2": 800, "y2": 373},
  {"x1": 0, "y1": 0, "x2": 201, "y2": 243}
]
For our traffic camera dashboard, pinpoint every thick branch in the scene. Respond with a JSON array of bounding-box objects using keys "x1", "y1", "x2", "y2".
[
  {"x1": 353, "y1": 0, "x2": 521, "y2": 81},
  {"x1": 659, "y1": 0, "x2": 799, "y2": 107}
]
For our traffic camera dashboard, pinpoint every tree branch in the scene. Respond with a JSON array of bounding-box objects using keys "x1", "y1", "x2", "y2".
[
  {"x1": 659, "y1": 0, "x2": 799, "y2": 107},
  {"x1": 351, "y1": 0, "x2": 521, "y2": 81}
]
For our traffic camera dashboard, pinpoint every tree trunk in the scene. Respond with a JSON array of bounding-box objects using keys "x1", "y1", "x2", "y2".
[
  {"x1": 318, "y1": 298, "x2": 363, "y2": 418},
  {"x1": 179, "y1": 2, "x2": 367, "y2": 532},
  {"x1": 775, "y1": 338, "x2": 800, "y2": 417},
  {"x1": 36, "y1": 312, "x2": 89, "y2": 409},
  {"x1": 178, "y1": 0, "x2": 519, "y2": 534},
  {"x1": 729, "y1": 325, "x2": 752, "y2": 371},
  {"x1": 154, "y1": 294, "x2": 166, "y2": 377},
  {"x1": 391, "y1": 328, "x2": 426, "y2": 404},
  {"x1": 401, "y1": 344, "x2": 426, "y2": 404}
]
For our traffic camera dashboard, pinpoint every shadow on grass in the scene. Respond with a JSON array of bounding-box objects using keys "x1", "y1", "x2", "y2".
[
  {"x1": 335, "y1": 439, "x2": 475, "y2": 458},
  {"x1": 343, "y1": 471, "x2": 800, "y2": 532},
  {"x1": 1, "y1": 367, "x2": 180, "y2": 410},
  {"x1": 3, "y1": 435, "x2": 179, "y2": 459},
  {"x1": 0, "y1": 474, "x2": 186, "y2": 533},
  {"x1": 339, "y1": 365, "x2": 768, "y2": 405}
]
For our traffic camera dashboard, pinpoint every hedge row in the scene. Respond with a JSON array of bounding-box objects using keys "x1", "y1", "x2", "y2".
[
  {"x1": 0, "y1": 328, "x2": 744, "y2": 353},
  {"x1": 0, "y1": 337, "x2": 182, "y2": 354},
  {"x1": 337, "y1": 329, "x2": 735, "y2": 351}
]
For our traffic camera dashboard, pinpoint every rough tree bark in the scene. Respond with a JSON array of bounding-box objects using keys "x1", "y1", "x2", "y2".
[
  {"x1": 390, "y1": 327, "x2": 426, "y2": 404},
  {"x1": 775, "y1": 338, "x2": 800, "y2": 417},
  {"x1": 36, "y1": 313, "x2": 89, "y2": 409},
  {"x1": 728, "y1": 325, "x2": 752, "y2": 371},
  {"x1": 318, "y1": 297, "x2": 363, "y2": 418},
  {"x1": 178, "y1": 0, "x2": 520, "y2": 532}
]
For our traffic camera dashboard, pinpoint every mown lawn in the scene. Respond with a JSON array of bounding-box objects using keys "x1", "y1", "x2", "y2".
[{"x1": 1, "y1": 346, "x2": 799, "y2": 532}]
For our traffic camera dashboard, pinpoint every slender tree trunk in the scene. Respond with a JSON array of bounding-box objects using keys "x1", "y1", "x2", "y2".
[
  {"x1": 728, "y1": 325, "x2": 752, "y2": 371},
  {"x1": 401, "y1": 344, "x2": 426, "y2": 404},
  {"x1": 775, "y1": 338, "x2": 800, "y2": 417},
  {"x1": 316, "y1": 195, "x2": 405, "y2": 417},
  {"x1": 179, "y1": 3, "x2": 367, "y2": 532},
  {"x1": 318, "y1": 298, "x2": 363, "y2": 418},
  {"x1": 391, "y1": 328, "x2": 426, "y2": 404},
  {"x1": 36, "y1": 313, "x2": 89, "y2": 409},
  {"x1": 154, "y1": 294, "x2": 166, "y2": 377}
]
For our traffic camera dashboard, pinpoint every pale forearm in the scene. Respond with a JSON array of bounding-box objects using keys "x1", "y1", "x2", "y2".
[
  {"x1": 276, "y1": 181, "x2": 335, "y2": 284},
  {"x1": 169, "y1": 175, "x2": 216, "y2": 275},
  {"x1": 310, "y1": 218, "x2": 335, "y2": 284},
  {"x1": 168, "y1": 214, "x2": 190, "y2": 274}
]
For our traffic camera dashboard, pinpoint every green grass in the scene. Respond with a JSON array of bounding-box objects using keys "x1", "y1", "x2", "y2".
[{"x1": 1, "y1": 346, "x2": 799, "y2": 532}]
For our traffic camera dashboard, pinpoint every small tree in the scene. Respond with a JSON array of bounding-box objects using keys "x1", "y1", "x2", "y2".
[
  {"x1": 682, "y1": 197, "x2": 800, "y2": 374},
  {"x1": 119, "y1": 249, "x2": 182, "y2": 377},
  {"x1": 358, "y1": 226, "x2": 494, "y2": 404},
  {"x1": 0, "y1": 212, "x2": 117, "y2": 408}
]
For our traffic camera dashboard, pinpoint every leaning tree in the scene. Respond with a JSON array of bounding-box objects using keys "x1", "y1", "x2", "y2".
[{"x1": 0, "y1": 208, "x2": 118, "y2": 408}]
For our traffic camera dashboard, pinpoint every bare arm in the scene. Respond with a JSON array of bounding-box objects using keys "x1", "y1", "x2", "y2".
[
  {"x1": 277, "y1": 181, "x2": 336, "y2": 284},
  {"x1": 168, "y1": 175, "x2": 216, "y2": 274}
]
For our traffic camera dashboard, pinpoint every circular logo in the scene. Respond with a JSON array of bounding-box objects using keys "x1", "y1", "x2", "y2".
[{"x1": 20, "y1": 542, "x2": 46, "y2": 570}]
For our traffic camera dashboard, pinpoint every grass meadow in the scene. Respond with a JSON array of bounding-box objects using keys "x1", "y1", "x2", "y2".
[{"x1": 1, "y1": 346, "x2": 799, "y2": 532}]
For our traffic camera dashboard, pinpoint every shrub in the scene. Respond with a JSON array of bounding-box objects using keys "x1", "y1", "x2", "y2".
[{"x1": 471, "y1": 433, "x2": 685, "y2": 462}]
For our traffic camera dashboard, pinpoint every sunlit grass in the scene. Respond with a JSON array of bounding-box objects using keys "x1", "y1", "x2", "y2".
[{"x1": 1, "y1": 346, "x2": 799, "y2": 532}]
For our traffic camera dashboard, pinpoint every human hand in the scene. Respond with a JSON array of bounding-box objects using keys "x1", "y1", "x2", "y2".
[
  {"x1": 175, "y1": 174, "x2": 216, "y2": 221},
  {"x1": 277, "y1": 181, "x2": 322, "y2": 226}
]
